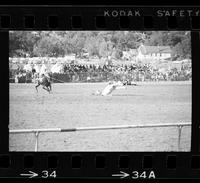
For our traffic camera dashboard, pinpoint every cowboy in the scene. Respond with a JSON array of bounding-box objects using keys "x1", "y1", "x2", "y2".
[
  {"x1": 93, "y1": 81, "x2": 126, "y2": 96},
  {"x1": 39, "y1": 74, "x2": 45, "y2": 83}
]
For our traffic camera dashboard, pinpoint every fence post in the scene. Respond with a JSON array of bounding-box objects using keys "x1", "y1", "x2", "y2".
[
  {"x1": 34, "y1": 131, "x2": 39, "y2": 152},
  {"x1": 9, "y1": 123, "x2": 190, "y2": 151},
  {"x1": 177, "y1": 125, "x2": 183, "y2": 151}
]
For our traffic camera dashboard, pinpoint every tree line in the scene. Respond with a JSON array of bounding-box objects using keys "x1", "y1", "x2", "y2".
[{"x1": 9, "y1": 31, "x2": 191, "y2": 59}]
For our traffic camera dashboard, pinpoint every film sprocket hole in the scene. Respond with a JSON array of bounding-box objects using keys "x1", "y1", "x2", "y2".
[{"x1": 0, "y1": 5, "x2": 200, "y2": 180}]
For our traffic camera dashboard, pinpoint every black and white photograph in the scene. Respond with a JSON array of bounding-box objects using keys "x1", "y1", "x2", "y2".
[{"x1": 9, "y1": 31, "x2": 192, "y2": 151}]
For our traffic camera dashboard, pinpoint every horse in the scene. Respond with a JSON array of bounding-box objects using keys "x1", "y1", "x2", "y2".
[{"x1": 35, "y1": 75, "x2": 52, "y2": 93}]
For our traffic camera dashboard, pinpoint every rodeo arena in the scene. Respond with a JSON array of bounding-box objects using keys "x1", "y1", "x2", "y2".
[{"x1": 9, "y1": 46, "x2": 192, "y2": 151}]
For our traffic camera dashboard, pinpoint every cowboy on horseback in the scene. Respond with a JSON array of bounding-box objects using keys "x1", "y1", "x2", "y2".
[{"x1": 35, "y1": 73, "x2": 52, "y2": 93}]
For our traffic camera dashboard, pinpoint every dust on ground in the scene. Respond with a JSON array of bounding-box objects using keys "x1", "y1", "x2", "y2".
[{"x1": 9, "y1": 81, "x2": 191, "y2": 151}]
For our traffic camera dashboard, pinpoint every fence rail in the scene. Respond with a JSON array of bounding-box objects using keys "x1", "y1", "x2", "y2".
[{"x1": 10, "y1": 122, "x2": 191, "y2": 151}]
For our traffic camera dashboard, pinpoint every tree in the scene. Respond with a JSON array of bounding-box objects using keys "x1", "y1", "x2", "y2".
[
  {"x1": 84, "y1": 36, "x2": 99, "y2": 57},
  {"x1": 112, "y1": 48, "x2": 123, "y2": 59},
  {"x1": 33, "y1": 33, "x2": 65, "y2": 57},
  {"x1": 99, "y1": 40, "x2": 108, "y2": 57},
  {"x1": 144, "y1": 31, "x2": 191, "y2": 59},
  {"x1": 9, "y1": 31, "x2": 40, "y2": 57},
  {"x1": 9, "y1": 31, "x2": 191, "y2": 60}
]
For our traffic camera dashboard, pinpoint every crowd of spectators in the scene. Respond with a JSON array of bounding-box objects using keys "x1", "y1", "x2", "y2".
[
  {"x1": 9, "y1": 62, "x2": 192, "y2": 83},
  {"x1": 54, "y1": 63, "x2": 192, "y2": 82}
]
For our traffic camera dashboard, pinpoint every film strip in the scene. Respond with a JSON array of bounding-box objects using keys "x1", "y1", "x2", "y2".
[{"x1": 0, "y1": 5, "x2": 200, "y2": 180}]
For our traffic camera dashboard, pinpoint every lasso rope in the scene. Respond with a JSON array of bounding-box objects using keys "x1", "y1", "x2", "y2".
[
  {"x1": 49, "y1": 76, "x2": 65, "y2": 83},
  {"x1": 34, "y1": 74, "x2": 66, "y2": 83}
]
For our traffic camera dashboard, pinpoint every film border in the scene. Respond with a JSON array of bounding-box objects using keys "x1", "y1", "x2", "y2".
[{"x1": 0, "y1": 5, "x2": 200, "y2": 179}]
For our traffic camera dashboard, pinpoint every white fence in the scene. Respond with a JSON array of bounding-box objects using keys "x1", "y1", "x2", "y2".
[{"x1": 10, "y1": 122, "x2": 191, "y2": 151}]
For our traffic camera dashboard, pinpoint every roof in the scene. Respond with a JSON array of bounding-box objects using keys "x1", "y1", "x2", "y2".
[{"x1": 139, "y1": 45, "x2": 172, "y2": 54}]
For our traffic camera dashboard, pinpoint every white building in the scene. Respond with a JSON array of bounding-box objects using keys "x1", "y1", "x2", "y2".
[{"x1": 137, "y1": 44, "x2": 172, "y2": 63}]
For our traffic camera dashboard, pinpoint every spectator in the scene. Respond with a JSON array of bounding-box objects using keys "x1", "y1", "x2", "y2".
[{"x1": 9, "y1": 60, "x2": 192, "y2": 83}]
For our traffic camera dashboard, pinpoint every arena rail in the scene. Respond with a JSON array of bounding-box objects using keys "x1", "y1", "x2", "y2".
[{"x1": 9, "y1": 122, "x2": 191, "y2": 152}]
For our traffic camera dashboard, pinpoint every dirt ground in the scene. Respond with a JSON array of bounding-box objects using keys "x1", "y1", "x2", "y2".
[{"x1": 9, "y1": 81, "x2": 191, "y2": 151}]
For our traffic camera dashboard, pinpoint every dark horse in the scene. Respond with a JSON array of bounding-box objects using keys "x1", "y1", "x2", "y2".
[{"x1": 35, "y1": 75, "x2": 52, "y2": 93}]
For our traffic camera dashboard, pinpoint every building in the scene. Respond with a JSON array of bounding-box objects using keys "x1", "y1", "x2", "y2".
[{"x1": 137, "y1": 44, "x2": 172, "y2": 63}]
